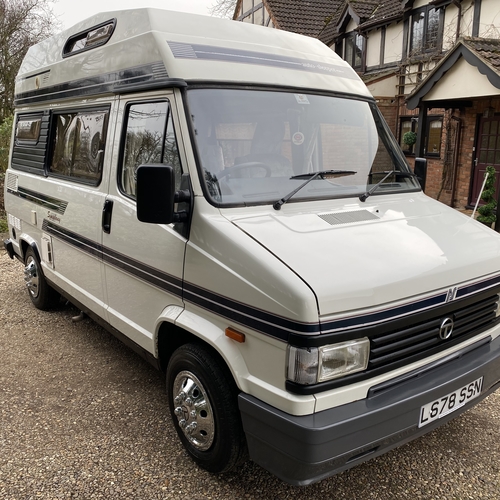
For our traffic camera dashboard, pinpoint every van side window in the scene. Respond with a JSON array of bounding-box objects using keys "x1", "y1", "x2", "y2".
[
  {"x1": 121, "y1": 101, "x2": 183, "y2": 199},
  {"x1": 11, "y1": 113, "x2": 49, "y2": 175},
  {"x1": 49, "y1": 108, "x2": 109, "y2": 185},
  {"x1": 16, "y1": 115, "x2": 42, "y2": 143}
]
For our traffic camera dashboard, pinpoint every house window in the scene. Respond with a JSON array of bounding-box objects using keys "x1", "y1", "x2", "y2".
[
  {"x1": 399, "y1": 116, "x2": 442, "y2": 157},
  {"x1": 344, "y1": 32, "x2": 364, "y2": 69},
  {"x1": 425, "y1": 118, "x2": 443, "y2": 156},
  {"x1": 399, "y1": 117, "x2": 418, "y2": 154},
  {"x1": 409, "y1": 7, "x2": 442, "y2": 56},
  {"x1": 238, "y1": 1, "x2": 265, "y2": 25}
]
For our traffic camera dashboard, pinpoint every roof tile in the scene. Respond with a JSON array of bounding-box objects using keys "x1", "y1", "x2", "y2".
[{"x1": 463, "y1": 37, "x2": 500, "y2": 72}]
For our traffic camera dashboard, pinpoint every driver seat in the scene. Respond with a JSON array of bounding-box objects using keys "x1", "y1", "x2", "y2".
[{"x1": 235, "y1": 119, "x2": 292, "y2": 177}]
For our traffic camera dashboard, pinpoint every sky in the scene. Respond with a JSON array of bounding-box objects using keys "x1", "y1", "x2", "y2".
[{"x1": 53, "y1": 0, "x2": 217, "y2": 29}]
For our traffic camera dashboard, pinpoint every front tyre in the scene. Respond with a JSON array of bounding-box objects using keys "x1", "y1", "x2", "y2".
[
  {"x1": 24, "y1": 247, "x2": 60, "y2": 310},
  {"x1": 166, "y1": 343, "x2": 247, "y2": 473}
]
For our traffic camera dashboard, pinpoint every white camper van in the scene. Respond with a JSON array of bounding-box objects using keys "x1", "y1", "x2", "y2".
[{"x1": 4, "y1": 8, "x2": 500, "y2": 485}]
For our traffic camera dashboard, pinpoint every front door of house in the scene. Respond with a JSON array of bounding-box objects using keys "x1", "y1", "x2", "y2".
[{"x1": 470, "y1": 115, "x2": 500, "y2": 206}]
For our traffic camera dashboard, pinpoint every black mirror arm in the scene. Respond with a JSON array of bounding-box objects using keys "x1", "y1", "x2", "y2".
[
  {"x1": 173, "y1": 211, "x2": 189, "y2": 223},
  {"x1": 175, "y1": 189, "x2": 191, "y2": 203}
]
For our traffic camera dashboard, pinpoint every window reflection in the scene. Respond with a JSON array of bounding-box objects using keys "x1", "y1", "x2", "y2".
[
  {"x1": 50, "y1": 109, "x2": 108, "y2": 184},
  {"x1": 189, "y1": 89, "x2": 418, "y2": 206},
  {"x1": 121, "y1": 101, "x2": 182, "y2": 198}
]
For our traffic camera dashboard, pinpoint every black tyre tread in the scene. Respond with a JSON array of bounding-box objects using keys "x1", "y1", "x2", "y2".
[
  {"x1": 167, "y1": 343, "x2": 248, "y2": 473},
  {"x1": 24, "y1": 247, "x2": 60, "y2": 310}
]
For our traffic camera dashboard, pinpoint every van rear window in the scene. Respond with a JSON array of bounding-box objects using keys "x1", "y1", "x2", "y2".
[{"x1": 49, "y1": 107, "x2": 109, "y2": 185}]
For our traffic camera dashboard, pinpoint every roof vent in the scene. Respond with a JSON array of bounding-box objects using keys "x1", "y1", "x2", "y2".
[
  {"x1": 63, "y1": 20, "x2": 116, "y2": 58},
  {"x1": 318, "y1": 210, "x2": 379, "y2": 225}
]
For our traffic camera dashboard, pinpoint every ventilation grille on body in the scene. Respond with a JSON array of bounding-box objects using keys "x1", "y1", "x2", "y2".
[
  {"x1": 318, "y1": 210, "x2": 379, "y2": 225},
  {"x1": 6, "y1": 172, "x2": 19, "y2": 191}
]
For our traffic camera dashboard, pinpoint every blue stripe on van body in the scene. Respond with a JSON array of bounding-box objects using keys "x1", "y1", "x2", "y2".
[
  {"x1": 42, "y1": 220, "x2": 317, "y2": 340},
  {"x1": 41, "y1": 219, "x2": 500, "y2": 343},
  {"x1": 167, "y1": 42, "x2": 359, "y2": 80}
]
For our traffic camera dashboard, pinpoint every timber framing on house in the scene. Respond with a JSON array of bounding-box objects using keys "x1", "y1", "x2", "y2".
[{"x1": 234, "y1": 0, "x2": 500, "y2": 211}]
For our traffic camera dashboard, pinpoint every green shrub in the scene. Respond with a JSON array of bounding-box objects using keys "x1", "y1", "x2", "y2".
[
  {"x1": 477, "y1": 166, "x2": 497, "y2": 226},
  {"x1": 403, "y1": 131, "x2": 417, "y2": 147},
  {"x1": 0, "y1": 116, "x2": 14, "y2": 173}
]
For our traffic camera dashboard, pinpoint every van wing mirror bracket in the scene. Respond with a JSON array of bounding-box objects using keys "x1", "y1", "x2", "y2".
[
  {"x1": 136, "y1": 164, "x2": 190, "y2": 224},
  {"x1": 414, "y1": 157, "x2": 427, "y2": 191},
  {"x1": 175, "y1": 189, "x2": 191, "y2": 203}
]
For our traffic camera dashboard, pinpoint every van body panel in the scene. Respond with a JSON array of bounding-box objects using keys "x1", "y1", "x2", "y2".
[
  {"x1": 173, "y1": 306, "x2": 317, "y2": 416},
  {"x1": 7, "y1": 171, "x2": 109, "y2": 318},
  {"x1": 184, "y1": 200, "x2": 320, "y2": 327},
  {"x1": 16, "y1": 9, "x2": 370, "y2": 105},
  {"x1": 101, "y1": 91, "x2": 187, "y2": 352},
  {"x1": 101, "y1": 197, "x2": 187, "y2": 351},
  {"x1": 230, "y1": 194, "x2": 500, "y2": 316}
]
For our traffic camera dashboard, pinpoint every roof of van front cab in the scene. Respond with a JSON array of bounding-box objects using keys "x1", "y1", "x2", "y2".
[{"x1": 14, "y1": 8, "x2": 371, "y2": 106}]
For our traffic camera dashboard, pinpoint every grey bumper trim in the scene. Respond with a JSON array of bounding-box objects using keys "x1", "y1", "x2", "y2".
[
  {"x1": 3, "y1": 239, "x2": 15, "y2": 260},
  {"x1": 238, "y1": 335, "x2": 500, "y2": 485}
]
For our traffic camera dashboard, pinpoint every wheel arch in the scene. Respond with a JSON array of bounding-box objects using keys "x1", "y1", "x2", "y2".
[
  {"x1": 19, "y1": 235, "x2": 40, "y2": 262},
  {"x1": 155, "y1": 310, "x2": 250, "y2": 393}
]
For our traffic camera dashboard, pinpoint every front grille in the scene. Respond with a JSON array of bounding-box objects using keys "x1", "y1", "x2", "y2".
[
  {"x1": 369, "y1": 293, "x2": 499, "y2": 370},
  {"x1": 286, "y1": 289, "x2": 500, "y2": 395}
]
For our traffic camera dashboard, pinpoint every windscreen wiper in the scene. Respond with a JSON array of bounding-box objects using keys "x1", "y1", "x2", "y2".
[
  {"x1": 359, "y1": 170, "x2": 417, "y2": 202},
  {"x1": 273, "y1": 170, "x2": 356, "y2": 210}
]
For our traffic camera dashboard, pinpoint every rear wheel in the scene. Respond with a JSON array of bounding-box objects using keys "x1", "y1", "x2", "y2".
[
  {"x1": 24, "y1": 247, "x2": 60, "y2": 310},
  {"x1": 166, "y1": 343, "x2": 247, "y2": 473}
]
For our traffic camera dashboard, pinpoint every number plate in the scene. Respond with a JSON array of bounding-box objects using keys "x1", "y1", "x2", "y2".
[{"x1": 418, "y1": 377, "x2": 483, "y2": 428}]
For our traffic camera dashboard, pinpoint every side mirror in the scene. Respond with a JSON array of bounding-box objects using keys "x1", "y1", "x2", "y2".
[
  {"x1": 414, "y1": 157, "x2": 427, "y2": 191},
  {"x1": 136, "y1": 164, "x2": 176, "y2": 224}
]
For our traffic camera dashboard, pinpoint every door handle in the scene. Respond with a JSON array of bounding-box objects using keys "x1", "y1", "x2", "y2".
[{"x1": 102, "y1": 200, "x2": 114, "y2": 234}]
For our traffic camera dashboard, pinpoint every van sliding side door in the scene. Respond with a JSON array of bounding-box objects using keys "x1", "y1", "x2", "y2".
[
  {"x1": 101, "y1": 93, "x2": 187, "y2": 353},
  {"x1": 40, "y1": 105, "x2": 112, "y2": 320}
]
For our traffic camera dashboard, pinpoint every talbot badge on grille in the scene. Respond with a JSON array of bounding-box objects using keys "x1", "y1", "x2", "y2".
[
  {"x1": 446, "y1": 287, "x2": 458, "y2": 302},
  {"x1": 439, "y1": 317, "x2": 454, "y2": 340}
]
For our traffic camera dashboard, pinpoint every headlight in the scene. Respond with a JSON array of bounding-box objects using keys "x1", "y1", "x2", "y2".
[{"x1": 286, "y1": 338, "x2": 370, "y2": 385}]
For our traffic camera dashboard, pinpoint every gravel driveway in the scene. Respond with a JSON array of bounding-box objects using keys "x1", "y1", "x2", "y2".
[{"x1": 1, "y1": 246, "x2": 500, "y2": 499}]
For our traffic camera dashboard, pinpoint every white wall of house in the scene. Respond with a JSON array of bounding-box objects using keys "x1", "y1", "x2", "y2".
[
  {"x1": 384, "y1": 23, "x2": 404, "y2": 64},
  {"x1": 413, "y1": 0, "x2": 430, "y2": 9},
  {"x1": 347, "y1": 19, "x2": 357, "y2": 32},
  {"x1": 479, "y1": 1, "x2": 500, "y2": 38},
  {"x1": 366, "y1": 75, "x2": 399, "y2": 97},
  {"x1": 459, "y1": 0, "x2": 475, "y2": 37},
  {"x1": 443, "y1": 2, "x2": 461, "y2": 50},
  {"x1": 242, "y1": 0, "x2": 253, "y2": 13},
  {"x1": 366, "y1": 29, "x2": 382, "y2": 67},
  {"x1": 425, "y1": 57, "x2": 500, "y2": 101}
]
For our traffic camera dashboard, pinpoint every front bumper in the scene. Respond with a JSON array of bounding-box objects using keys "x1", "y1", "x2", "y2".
[{"x1": 238, "y1": 335, "x2": 500, "y2": 485}]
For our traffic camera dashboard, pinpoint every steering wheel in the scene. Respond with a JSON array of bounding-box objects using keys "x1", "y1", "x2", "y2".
[{"x1": 218, "y1": 162, "x2": 271, "y2": 179}]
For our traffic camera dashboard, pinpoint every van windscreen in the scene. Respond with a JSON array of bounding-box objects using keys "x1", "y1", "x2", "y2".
[{"x1": 188, "y1": 88, "x2": 420, "y2": 207}]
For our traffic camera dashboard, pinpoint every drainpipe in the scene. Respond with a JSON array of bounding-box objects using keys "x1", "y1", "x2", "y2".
[{"x1": 449, "y1": 115, "x2": 462, "y2": 207}]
